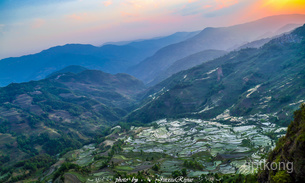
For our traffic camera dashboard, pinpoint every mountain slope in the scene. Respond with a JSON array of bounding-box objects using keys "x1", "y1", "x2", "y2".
[
  {"x1": 0, "y1": 69, "x2": 145, "y2": 168},
  {"x1": 46, "y1": 65, "x2": 88, "y2": 78},
  {"x1": 258, "y1": 104, "x2": 305, "y2": 182},
  {"x1": 128, "y1": 14, "x2": 305, "y2": 83},
  {"x1": 0, "y1": 31, "x2": 198, "y2": 87},
  {"x1": 122, "y1": 31, "x2": 199, "y2": 56},
  {"x1": 236, "y1": 24, "x2": 302, "y2": 51},
  {"x1": 150, "y1": 49, "x2": 227, "y2": 85},
  {"x1": 127, "y1": 24, "x2": 305, "y2": 125},
  {"x1": 236, "y1": 38, "x2": 272, "y2": 50}
]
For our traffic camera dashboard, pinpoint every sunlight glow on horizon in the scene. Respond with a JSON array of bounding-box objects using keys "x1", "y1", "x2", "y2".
[
  {"x1": 248, "y1": 0, "x2": 305, "y2": 17},
  {"x1": 0, "y1": 0, "x2": 305, "y2": 60}
]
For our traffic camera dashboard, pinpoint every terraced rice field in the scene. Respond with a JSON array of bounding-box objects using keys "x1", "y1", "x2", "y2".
[
  {"x1": 44, "y1": 117, "x2": 286, "y2": 182},
  {"x1": 123, "y1": 118, "x2": 285, "y2": 175}
]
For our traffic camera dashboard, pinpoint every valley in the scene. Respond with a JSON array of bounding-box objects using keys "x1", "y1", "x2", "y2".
[
  {"x1": 37, "y1": 116, "x2": 286, "y2": 182},
  {"x1": 0, "y1": 13, "x2": 305, "y2": 183}
]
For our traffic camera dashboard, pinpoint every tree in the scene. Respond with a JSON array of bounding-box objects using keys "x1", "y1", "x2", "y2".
[
  {"x1": 152, "y1": 164, "x2": 160, "y2": 172},
  {"x1": 172, "y1": 170, "x2": 182, "y2": 178},
  {"x1": 181, "y1": 168, "x2": 187, "y2": 177}
]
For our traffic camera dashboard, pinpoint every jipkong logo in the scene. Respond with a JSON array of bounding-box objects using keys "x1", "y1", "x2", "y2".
[{"x1": 244, "y1": 160, "x2": 293, "y2": 174}]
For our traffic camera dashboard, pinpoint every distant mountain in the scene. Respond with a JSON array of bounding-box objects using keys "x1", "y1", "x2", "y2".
[
  {"x1": 0, "y1": 69, "x2": 145, "y2": 166},
  {"x1": 236, "y1": 23, "x2": 302, "y2": 50},
  {"x1": 128, "y1": 14, "x2": 305, "y2": 84},
  {"x1": 46, "y1": 65, "x2": 88, "y2": 78},
  {"x1": 126, "y1": 24, "x2": 305, "y2": 125},
  {"x1": 235, "y1": 38, "x2": 272, "y2": 50},
  {"x1": 150, "y1": 49, "x2": 227, "y2": 85},
  {"x1": 0, "y1": 31, "x2": 198, "y2": 87},
  {"x1": 105, "y1": 31, "x2": 199, "y2": 50},
  {"x1": 1, "y1": 19, "x2": 305, "y2": 183},
  {"x1": 273, "y1": 23, "x2": 302, "y2": 37}
]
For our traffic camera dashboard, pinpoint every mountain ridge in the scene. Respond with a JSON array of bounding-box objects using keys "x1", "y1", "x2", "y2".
[
  {"x1": 259, "y1": 104, "x2": 305, "y2": 182},
  {"x1": 0, "y1": 69, "x2": 145, "y2": 169},
  {"x1": 128, "y1": 14, "x2": 305, "y2": 84},
  {"x1": 46, "y1": 65, "x2": 88, "y2": 78},
  {"x1": 0, "y1": 31, "x2": 199, "y2": 87},
  {"x1": 126, "y1": 24, "x2": 305, "y2": 125}
]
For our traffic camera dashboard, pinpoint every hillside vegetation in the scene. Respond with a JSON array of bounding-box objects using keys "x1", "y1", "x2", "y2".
[
  {"x1": 258, "y1": 104, "x2": 305, "y2": 182},
  {"x1": 127, "y1": 24, "x2": 305, "y2": 126},
  {"x1": 0, "y1": 69, "x2": 145, "y2": 180},
  {"x1": 128, "y1": 14, "x2": 305, "y2": 83},
  {"x1": 1, "y1": 19, "x2": 305, "y2": 183}
]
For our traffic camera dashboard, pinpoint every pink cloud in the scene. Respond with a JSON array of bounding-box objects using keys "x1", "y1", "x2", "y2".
[
  {"x1": 188, "y1": 0, "x2": 199, "y2": 3},
  {"x1": 68, "y1": 13, "x2": 88, "y2": 21},
  {"x1": 103, "y1": 0, "x2": 113, "y2": 7},
  {"x1": 203, "y1": 5, "x2": 212, "y2": 9},
  {"x1": 215, "y1": 0, "x2": 238, "y2": 10}
]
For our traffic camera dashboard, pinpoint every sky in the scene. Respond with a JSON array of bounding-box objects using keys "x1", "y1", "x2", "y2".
[{"x1": 0, "y1": 0, "x2": 305, "y2": 60}]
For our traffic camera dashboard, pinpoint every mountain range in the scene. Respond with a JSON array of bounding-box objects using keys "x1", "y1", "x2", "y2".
[
  {"x1": 0, "y1": 31, "x2": 198, "y2": 87},
  {"x1": 1, "y1": 15, "x2": 305, "y2": 88},
  {"x1": 1, "y1": 15, "x2": 305, "y2": 182},
  {"x1": 127, "y1": 24, "x2": 305, "y2": 126},
  {"x1": 0, "y1": 70, "x2": 145, "y2": 166},
  {"x1": 128, "y1": 14, "x2": 305, "y2": 84}
]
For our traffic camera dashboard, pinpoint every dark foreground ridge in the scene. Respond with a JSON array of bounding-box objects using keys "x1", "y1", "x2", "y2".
[{"x1": 258, "y1": 104, "x2": 305, "y2": 182}]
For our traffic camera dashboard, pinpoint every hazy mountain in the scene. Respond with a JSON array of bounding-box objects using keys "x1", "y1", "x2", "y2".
[
  {"x1": 106, "y1": 31, "x2": 199, "y2": 50},
  {"x1": 0, "y1": 69, "x2": 145, "y2": 166},
  {"x1": 275, "y1": 23, "x2": 302, "y2": 34},
  {"x1": 236, "y1": 23, "x2": 302, "y2": 50},
  {"x1": 128, "y1": 14, "x2": 305, "y2": 84},
  {"x1": 127, "y1": 24, "x2": 305, "y2": 125},
  {"x1": 150, "y1": 49, "x2": 227, "y2": 85},
  {"x1": 0, "y1": 31, "x2": 198, "y2": 87},
  {"x1": 1, "y1": 18, "x2": 305, "y2": 183},
  {"x1": 235, "y1": 38, "x2": 272, "y2": 50}
]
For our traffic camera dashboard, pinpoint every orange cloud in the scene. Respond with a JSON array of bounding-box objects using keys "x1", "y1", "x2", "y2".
[
  {"x1": 243, "y1": 0, "x2": 305, "y2": 20},
  {"x1": 215, "y1": 0, "x2": 238, "y2": 10},
  {"x1": 203, "y1": 5, "x2": 212, "y2": 9},
  {"x1": 262, "y1": 0, "x2": 304, "y2": 9},
  {"x1": 103, "y1": 0, "x2": 113, "y2": 7},
  {"x1": 262, "y1": 0, "x2": 305, "y2": 14}
]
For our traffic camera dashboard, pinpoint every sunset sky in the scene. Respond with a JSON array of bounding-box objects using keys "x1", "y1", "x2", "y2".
[{"x1": 0, "y1": 0, "x2": 305, "y2": 59}]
